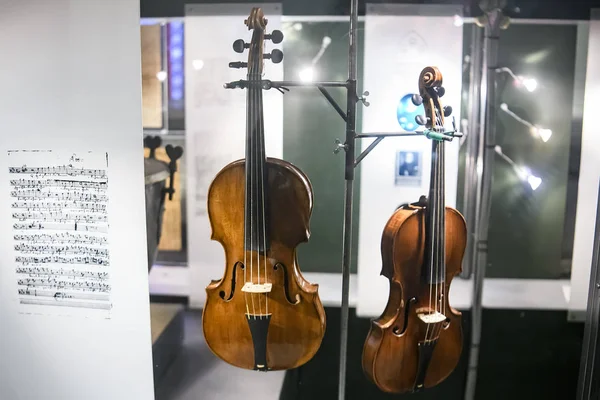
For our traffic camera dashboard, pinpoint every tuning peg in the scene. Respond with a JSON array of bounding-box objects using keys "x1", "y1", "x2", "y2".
[
  {"x1": 265, "y1": 30, "x2": 284, "y2": 44},
  {"x1": 264, "y1": 49, "x2": 283, "y2": 64},
  {"x1": 415, "y1": 115, "x2": 429, "y2": 126},
  {"x1": 411, "y1": 94, "x2": 423, "y2": 106},
  {"x1": 436, "y1": 86, "x2": 446, "y2": 97},
  {"x1": 443, "y1": 105, "x2": 452, "y2": 117},
  {"x1": 233, "y1": 39, "x2": 249, "y2": 53},
  {"x1": 229, "y1": 61, "x2": 248, "y2": 69}
]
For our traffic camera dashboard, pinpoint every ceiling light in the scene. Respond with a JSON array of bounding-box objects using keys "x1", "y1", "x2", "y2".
[
  {"x1": 156, "y1": 71, "x2": 167, "y2": 81},
  {"x1": 299, "y1": 67, "x2": 314, "y2": 82}
]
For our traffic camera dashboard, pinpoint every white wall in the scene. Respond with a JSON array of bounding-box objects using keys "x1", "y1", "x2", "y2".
[
  {"x1": 0, "y1": 1, "x2": 154, "y2": 399},
  {"x1": 185, "y1": 4, "x2": 283, "y2": 308},
  {"x1": 570, "y1": 12, "x2": 600, "y2": 315},
  {"x1": 357, "y1": 4, "x2": 464, "y2": 317}
]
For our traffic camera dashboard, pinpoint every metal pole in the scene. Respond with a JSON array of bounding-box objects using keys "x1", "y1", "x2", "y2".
[
  {"x1": 577, "y1": 183, "x2": 600, "y2": 399},
  {"x1": 464, "y1": 1, "x2": 509, "y2": 399},
  {"x1": 338, "y1": 0, "x2": 358, "y2": 398},
  {"x1": 460, "y1": 24, "x2": 484, "y2": 279}
]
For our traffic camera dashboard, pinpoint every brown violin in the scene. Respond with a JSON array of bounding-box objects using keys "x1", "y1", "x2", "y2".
[
  {"x1": 362, "y1": 66, "x2": 466, "y2": 393},
  {"x1": 202, "y1": 8, "x2": 326, "y2": 372}
]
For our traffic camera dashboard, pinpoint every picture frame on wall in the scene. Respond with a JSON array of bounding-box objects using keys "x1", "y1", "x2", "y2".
[{"x1": 395, "y1": 150, "x2": 422, "y2": 186}]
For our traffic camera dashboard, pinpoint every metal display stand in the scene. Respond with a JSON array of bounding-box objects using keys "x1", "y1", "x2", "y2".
[
  {"x1": 577, "y1": 183, "x2": 600, "y2": 399},
  {"x1": 464, "y1": 1, "x2": 510, "y2": 399}
]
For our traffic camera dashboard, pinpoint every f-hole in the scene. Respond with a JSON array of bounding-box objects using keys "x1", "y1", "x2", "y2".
[
  {"x1": 393, "y1": 297, "x2": 417, "y2": 337},
  {"x1": 274, "y1": 263, "x2": 300, "y2": 305},
  {"x1": 219, "y1": 262, "x2": 242, "y2": 301}
]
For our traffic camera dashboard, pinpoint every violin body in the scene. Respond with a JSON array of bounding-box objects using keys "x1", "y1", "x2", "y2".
[
  {"x1": 362, "y1": 204, "x2": 466, "y2": 393},
  {"x1": 203, "y1": 158, "x2": 326, "y2": 370}
]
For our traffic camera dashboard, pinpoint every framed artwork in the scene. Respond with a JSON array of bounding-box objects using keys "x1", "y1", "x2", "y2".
[{"x1": 395, "y1": 150, "x2": 422, "y2": 186}]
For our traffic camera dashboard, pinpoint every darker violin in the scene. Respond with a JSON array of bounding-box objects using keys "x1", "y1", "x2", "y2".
[
  {"x1": 202, "y1": 8, "x2": 326, "y2": 372},
  {"x1": 362, "y1": 66, "x2": 466, "y2": 393}
]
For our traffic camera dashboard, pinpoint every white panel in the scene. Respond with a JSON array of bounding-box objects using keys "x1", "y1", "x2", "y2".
[
  {"x1": 357, "y1": 4, "x2": 464, "y2": 317},
  {"x1": 0, "y1": 1, "x2": 154, "y2": 399},
  {"x1": 185, "y1": 4, "x2": 283, "y2": 308},
  {"x1": 570, "y1": 12, "x2": 600, "y2": 314}
]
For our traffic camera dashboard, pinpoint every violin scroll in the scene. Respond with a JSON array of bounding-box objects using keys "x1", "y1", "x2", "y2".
[{"x1": 230, "y1": 8, "x2": 284, "y2": 72}]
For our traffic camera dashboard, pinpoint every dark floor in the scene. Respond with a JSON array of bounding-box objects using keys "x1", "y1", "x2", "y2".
[
  {"x1": 154, "y1": 310, "x2": 284, "y2": 400},
  {"x1": 281, "y1": 308, "x2": 584, "y2": 400},
  {"x1": 154, "y1": 307, "x2": 584, "y2": 400}
]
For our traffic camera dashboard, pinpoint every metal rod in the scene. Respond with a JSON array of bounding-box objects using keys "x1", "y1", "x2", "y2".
[
  {"x1": 269, "y1": 80, "x2": 348, "y2": 87},
  {"x1": 356, "y1": 132, "x2": 421, "y2": 138},
  {"x1": 461, "y1": 24, "x2": 484, "y2": 279},
  {"x1": 355, "y1": 137, "x2": 384, "y2": 167},
  {"x1": 577, "y1": 182, "x2": 600, "y2": 400},
  {"x1": 464, "y1": 3, "x2": 507, "y2": 400},
  {"x1": 318, "y1": 86, "x2": 348, "y2": 122},
  {"x1": 337, "y1": 0, "x2": 358, "y2": 397}
]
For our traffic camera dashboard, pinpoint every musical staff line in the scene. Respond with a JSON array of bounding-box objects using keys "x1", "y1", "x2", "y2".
[
  {"x1": 10, "y1": 179, "x2": 108, "y2": 189},
  {"x1": 12, "y1": 201, "x2": 107, "y2": 212},
  {"x1": 9, "y1": 165, "x2": 107, "y2": 179},
  {"x1": 15, "y1": 244, "x2": 109, "y2": 257},
  {"x1": 16, "y1": 267, "x2": 109, "y2": 280},
  {"x1": 18, "y1": 278, "x2": 110, "y2": 292},
  {"x1": 15, "y1": 255, "x2": 109, "y2": 266},
  {"x1": 13, "y1": 222, "x2": 108, "y2": 233},
  {"x1": 14, "y1": 233, "x2": 108, "y2": 245},
  {"x1": 18, "y1": 288, "x2": 110, "y2": 301},
  {"x1": 20, "y1": 299, "x2": 112, "y2": 310},
  {"x1": 12, "y1": 211, "x2": 108, "y2": 223}
]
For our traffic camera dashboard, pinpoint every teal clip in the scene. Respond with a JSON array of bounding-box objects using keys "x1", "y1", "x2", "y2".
[{"x1": 422, "y1": 129, "x2": 456, "y2": 142}]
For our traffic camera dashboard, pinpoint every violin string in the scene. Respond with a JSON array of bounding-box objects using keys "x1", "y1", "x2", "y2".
[
  {"x1": 255, "y1": 68, "x2": 263, "y2": 319},
  {"x1": 258, "y1": 45, "x2": 269, "y2": 317},
  {"x1": 249, "y1": 39, "x2": 256, "y2": 319},
  {"x1": 434, "y1": 117, "x2": 441, "y2": 335},
  {"x1": 244, "y1": 47, "x2": 250, "y2": 318},
  {"x1": 440, "y1": 106, "x2": 447, "y2": 320},
  {"x1": 435, "y1": 106, "x2": 443, "y2": 322},
  {"x1": 425, "y1": 97, "x2": 435, "y2": 342},
  {"x1": 440, "y1": 107, "x2": 447, "y2": 319}
]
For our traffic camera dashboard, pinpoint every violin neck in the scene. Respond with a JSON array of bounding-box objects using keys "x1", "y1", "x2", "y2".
[
  {"x1": 424, "y1": 139, "x2": 446, "y2": 284},
  {"x1": 244, "y1": 71, "x2": 270, "y2": 253}
]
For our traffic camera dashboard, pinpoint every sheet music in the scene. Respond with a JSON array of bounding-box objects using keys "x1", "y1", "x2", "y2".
[{"x1": 8, "y1": 150, "x2": 112, "y2": 315}]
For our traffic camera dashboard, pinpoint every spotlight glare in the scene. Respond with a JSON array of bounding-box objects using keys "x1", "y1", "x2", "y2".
[
  {"x1": 293, "y1": 22, "x2": 303, "y2": 31},
  {"x1": 527, "y1": 175, "x2": 542, "y2": 190},
  {"x1": 519, "y1": 76, "x2": 538, "y2": 92},
  {"x1": 500, "y1": 103, "x2": 508, "y2": 111},
  {"x1": 299, "y1": 67, "x2": 314, "y2": 82},
  {"x1": 453, "y1": 14, "x2": 464, "y2": 27},
  {"x1": 156, "y1": 71, "x2": 167, "y2": 81},
  {"x1": 538, "y1": 128, "x2": 552, "y2": 142},
  {"x1": 322, "y1": 36, "x2": 332, "y2": 47},
  {"x1": 192, "y1": 59, "x2": 204, "y2": 71}
]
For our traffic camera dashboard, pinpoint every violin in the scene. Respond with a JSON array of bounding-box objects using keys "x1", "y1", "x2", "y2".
[
  {"x1": 362, "y1": 66, "x2": 466, "y2": 393},
  {"x1": 202, "y1": 8, "x2": 326, "y2": 372}
]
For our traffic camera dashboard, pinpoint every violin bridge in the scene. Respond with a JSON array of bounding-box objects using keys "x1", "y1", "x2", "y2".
[
  {"x1": 417, "y1": 311, "x2": 446, "y2": 324},
  {"x1": 241, "y1": 282, "x2": 273, "y2": 293}
]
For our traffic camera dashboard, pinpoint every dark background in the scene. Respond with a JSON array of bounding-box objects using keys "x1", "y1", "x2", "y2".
[{"x1": 141, "y1": 0, "x2": 600, "y2": 20}]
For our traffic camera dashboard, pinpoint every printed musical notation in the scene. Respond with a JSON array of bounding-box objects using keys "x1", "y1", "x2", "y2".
[{"x1": 8, "y1": 150, "x2": 113, "y2": 314}]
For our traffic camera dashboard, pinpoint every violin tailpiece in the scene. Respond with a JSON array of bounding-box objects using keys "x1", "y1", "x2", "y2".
[
  {"x1": 413, "y1": 339, "x2": 438, "y2": 392},
  {"x1": 246, "y1": 313, "x2": 272, "y2": 371}
]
